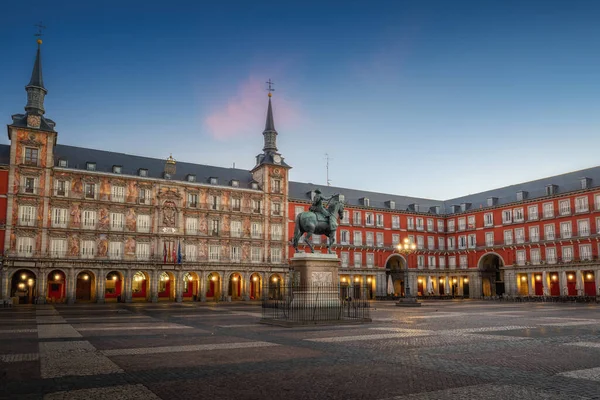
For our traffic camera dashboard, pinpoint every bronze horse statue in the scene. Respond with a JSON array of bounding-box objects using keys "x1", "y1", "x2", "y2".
[{"x1": 292, "y1": 196, "x2": 344, "y2": 254}]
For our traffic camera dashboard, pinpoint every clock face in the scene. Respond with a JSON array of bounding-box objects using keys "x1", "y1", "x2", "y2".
[{"x1": 273, "y1": 155, "x2": 282, "y2": 164}]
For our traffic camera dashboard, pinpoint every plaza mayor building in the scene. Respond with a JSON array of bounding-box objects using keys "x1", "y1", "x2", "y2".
[{"x1": 2, "y1": 42, "x2": 600, "y2": 304}]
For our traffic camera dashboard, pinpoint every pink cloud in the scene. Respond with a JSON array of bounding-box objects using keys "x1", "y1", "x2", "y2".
[{"x1": 204, "y1": 76, "x2": 302, "y2": 140}]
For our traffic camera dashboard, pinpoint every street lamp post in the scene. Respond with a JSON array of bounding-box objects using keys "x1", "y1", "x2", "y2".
[{"x1": 395, "y1": 238, "x2": 422, "y2": 307}]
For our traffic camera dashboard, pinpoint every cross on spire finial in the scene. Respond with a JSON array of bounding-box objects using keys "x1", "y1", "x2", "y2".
[
  {"x1": 34, "y1": 22, "x2": 46, "y2": 39},
  {"x1": 266, "y1": 79, "x2": 274, "y2": 97}
]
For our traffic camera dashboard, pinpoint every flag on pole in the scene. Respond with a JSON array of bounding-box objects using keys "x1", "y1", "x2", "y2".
[
  {"x1": 167, "y1": 242, "x2": 171, "y2": 263},
  {"x1": 163, "y1": 242, "x2": 167, "y2": 263},
  {"x1": 172, "y1": 243, "x2": 176, "y2": 265},
  {"x1": 177, "y1": 241, "x2": 182, "y2": 264}
]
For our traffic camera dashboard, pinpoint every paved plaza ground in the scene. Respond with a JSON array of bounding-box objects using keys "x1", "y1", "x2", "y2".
[{"x1": 1, "y1": 300, "x2": 600, "y2": 399}]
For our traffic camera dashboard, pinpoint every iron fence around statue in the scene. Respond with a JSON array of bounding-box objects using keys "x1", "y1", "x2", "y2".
[{"x1": 261, "y1": 284, "x2": 371, "y2": 323}]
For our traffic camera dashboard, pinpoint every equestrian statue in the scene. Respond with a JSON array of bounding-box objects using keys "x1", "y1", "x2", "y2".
[{"x1": 292, "y1": 189, "x2": 345, "y2": 254}]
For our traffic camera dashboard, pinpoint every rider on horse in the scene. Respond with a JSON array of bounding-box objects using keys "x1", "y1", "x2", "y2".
[{"x1": 309, "y1": 189, "x2": 335, "y2": 229}]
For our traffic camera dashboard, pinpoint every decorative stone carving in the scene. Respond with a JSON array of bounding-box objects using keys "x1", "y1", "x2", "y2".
[
  {"x1": 125, "y1": 237, "x2": 136, "y2": 256},
  {"x1": 126, "y1": 180, "x2": 138, "y2": 203},
  {"x1": 71, "y1": 178, "x2": 83, "y2": 196},
  {"x1": 162, "y1": 201, "x2": 177, "y2": 227},
  {"x1": 97, "y1": 235, "x2": 108, "y2": 257},
  {"x1": 126, "y1": 208, "x2": 136, "y2": 231},
  {"x1": 311, "y1": 271, "x2": 333, "y2": 285},
  {"x1": 98, "y1": 208, "x2": 109, "y2": 230},
  {"x1": 69, "y1": 203, "x2": 81, "y2": 228},
  {"x1": 100, "y1": 178, "x2": 111, "y2": 201}
]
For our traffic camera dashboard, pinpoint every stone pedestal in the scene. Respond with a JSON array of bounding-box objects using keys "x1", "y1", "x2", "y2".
[{"x1": 290, "y1": 253, "x2": 340, "y2": 286}]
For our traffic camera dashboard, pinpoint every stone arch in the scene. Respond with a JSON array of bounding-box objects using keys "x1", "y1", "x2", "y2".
[
  {"x1": 47, "y1": 269, "x2": 67, "y2": 303},
  {"x1": 478, "y1": 252, "x2": 505, "y2": 297},
  {"x1": 249, "y1": 272, "x2": 263, "y2": 300},
  {"x1": 132, "y1": 270, "x2": 150, "y2": 301},
  {"x1": 385, "y1": 254, "x2": 407, "y2": 297},
  {"x1": 227, "y1": 272, "x2": 243, "y2": 300},
  {"x1": 206, "y1": 272, "x2": 222, "y2": 301},
  {"x1": 105, "y1": 270, "x2": 125, "y2": 302},
  {"x1": 267, "y1": 273, "x2": 283, "y2": 300},
  {"x1": 75, "y1": 270, "x2": 96, "y2": 302},
  {"x1": 10, "y1": 269, "x2": 37, "y2": 304},
  {"x1": 182, "y1": 272, "x2": 199, "y2": 301},
  {"x1": 158, "y1": 271, "x2": 176, "y2": 301}
]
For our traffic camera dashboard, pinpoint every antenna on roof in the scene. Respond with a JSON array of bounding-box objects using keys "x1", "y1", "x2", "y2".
[
  {"x1": 233, "y1": 162, "x2": 236, "y2": 169},
  {"x1": 325, "y1": 153, "x2": 332, "y2": 187}
]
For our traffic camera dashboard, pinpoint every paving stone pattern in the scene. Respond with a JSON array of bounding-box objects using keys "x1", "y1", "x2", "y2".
[{"x1": 1, "y1": 301, "x2": 600, "y2": 399}]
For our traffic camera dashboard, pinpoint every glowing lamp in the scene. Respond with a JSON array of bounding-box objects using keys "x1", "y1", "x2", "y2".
[
  {"x1": 521, "y1": 276, "x2": 527, "y2": 282},
  {"x1": 252, "y1": 276, "x2": 258, "y2": 282},
  {"x1": 568, "y1": 274, "x2": 574, "y2": 280},
  {"x1": 83, "y1": 275, "x2": 89, "y2": 281},
  {"x1": 535, "y1": 275, "x2": 541, "y2": 281},
  {"x1": 54, "y1": 274, "x2": 61, "y2": 281},
  {"x1": 464, "y1": 278, "x2": 469, "y2": 283}
]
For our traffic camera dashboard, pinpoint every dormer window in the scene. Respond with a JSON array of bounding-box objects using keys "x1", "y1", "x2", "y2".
[
  {"x1": 338, "y1": 194, "x2": 345, "y2": 202},
  {"x1": 86, "y1": 162, "x2": 96, "y2": 171},
  {"x1": 58, "y1": 159, "x2": 68, "y2": 168},
  {"x1": 361, "y1": 198, "x2": 370, "y2": 207},
  {"x1": 113, "y1": 165, "x2": 122, "y2": 174},
  {"x1": 516, "y1": 191, "x2": 528, "y2": 201},
  {"x1": 251, "y1": 182, "x2": 259, "y2": 190},
  {"x1": 487, "y1": 197, "x2": 498, "y2": 207},
  {"x1": 209, "y1": 177, "x2": 217, "y2": 185},
  {"x1": 186, "y1": 174, "x2": 196, "y2": 182},
  {"x1": 138, "y1": 169, "x2": 148, "y2": 177},
  {"x1": 581, "y1": 178, "x2": 591, "y2": 189},
  {"x1": 388, "y1": 200, "x2": 395, "y2": 209},
  {"x1": 164, "y1": 172, "x2": 172, "y2": 180},
  {"x1": 231, "y1": 180, "x2": 239, "y2": 187},
  {"x1": 545, "y1": 184, "x2": 558, "y2": 196}
]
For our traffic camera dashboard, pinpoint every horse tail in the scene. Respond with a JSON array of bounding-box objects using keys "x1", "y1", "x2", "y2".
[{"x1": 292, "y1": 213, "x2": 302, "y2": 247}]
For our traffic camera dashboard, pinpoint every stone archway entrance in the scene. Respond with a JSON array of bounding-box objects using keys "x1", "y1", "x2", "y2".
[
  {"x1": 479, "y1": 253, "x2": 505, "y2": 297},
  {"x1": 385, "y1": 255, "x2": 406, "y2": 297}
]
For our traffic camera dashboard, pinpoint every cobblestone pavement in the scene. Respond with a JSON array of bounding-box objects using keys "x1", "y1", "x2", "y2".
[{"x1": 1, "y1": 300, "x2": 600, "y2": 399}]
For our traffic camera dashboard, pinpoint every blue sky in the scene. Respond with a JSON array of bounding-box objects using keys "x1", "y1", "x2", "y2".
[{"x1": 1, "y1": 0, "x2": 599, "y2": 199}]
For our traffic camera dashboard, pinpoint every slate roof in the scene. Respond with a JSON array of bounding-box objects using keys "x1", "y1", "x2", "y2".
[
  {"x1": 9, "y1": 114, "x2": 56, "y2": 133},
  {"x1": 27, "y1": 44, "x2": 45, "y2": 89},
  {"x1": 0, "y1": 144, "x2": 10, "y2": 165}
]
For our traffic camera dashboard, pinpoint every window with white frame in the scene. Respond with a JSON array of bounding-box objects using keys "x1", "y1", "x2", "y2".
[
  {"x1": 365, "y1": 212, "x2": 374, "y2": 226},
  {"x1": 366, "y1": 253, "x2": 374, "y2": 267},
  {"x1": 558, "y1": 200, "x2": 571, "y2": 215},
  {"x1": 376, "y1": 232, "x2": 384, "y2": 247},
  {"x1": 407, "y1": 217, "x2": 414, "y2": 230},
  {"x1": 458, "y1": 217, "x2": 466, "y2": 231},
  {"x1": 81, "y1": 240, "x2": 95, "y2": 258},
  {"x1": 137, "y1": 242, "x2": 150, "y2": 260},
  {"x1": 504, "y1": 230, "x2": 513, "y2": 245},
  {"x1": 447, "y1": 219, "x2": 455, "y2": 232},
  {"x1": 251, "y1": 247, "x2": 262, "y2": 262},
  {"x1": 82, "y1": 210, "x2": 97, "y2": 229},
  {"x1": 54, "y1": 179, "x2": 69, "y2": 197},
  {"x1": 18, "y1": 205, "x2": 36, "y2": 226},
  {"x1": 543, "y1": 202, "x2": 554, "y2": 218},
  {"x1": 439, "y1": 256, "x2": 446, "y2": 269},
  {"x1": 459, "y1": 255, "x2": 468, "y2": 268},
  {"x1": 513, "y1": 208, "x2": 524, "y2": 222},
  {"x1": 230, "y1": 197, "x2": 241, "y2": 211},
  {"x1": 595, "y1": 194, "x2": 600, "y2": 211},
  {"x1": 484, "y1": 213, "x2": 493, "y2": 227},
  {"x1": 427, "y1": 236, "x2": 435, "y2": 250},
  {"x1": 230, "y1": 246, "x2": 240, "y2": 262},
  {"x1": 110, "y1": 212, "x2": 124, "y2": 231},
  {"x1": 544, "y1": 224, "x2": 555, "y2": 240},
  {"x1": 187, "y1": 193, "x2": 198, "y2": 208},
  {"x1": 408, "y1": 235, "x2": 415, "y2": 245},
  {"x1": 230, "y1": 220, "x2": 242, "y2": 237},
  {"x1": 271, "y1": 224, "x2": 282, "y2": 240},
  {"x1": 108, "y1": 242, "x2": 122, "y2": 259},
  {"x1": 529, "y1": 226, "x2": 539, "y2": 242},
  {"x1": 366, "y1": 232, "x2": 374, "y2": 247},
  {"x1": 437, "y1": 219, "x2": 444, "y2": 232},
  {"x1": 416, "y1": 217, "x2": 424, "y2": 230},
  {"x1": 271, "y1": 202, "x2": 282, "y2": 216},
  {"x1": 427, "y1": 218, "x2": 434, "y2": 231},
  {"x1": 295, "y1": 206, "x2": 304, "y2": 217},
  {"x1": 417, "y1": 236, "x2": 424, "y2": 249},
  {"x1": 392, "y1": 234, "x2": 400, "y2": 245},
  {"x1": 341, "y1": 252, "x2": 349, "y2": 267},
  {"x1": 353, "y1": 231, "x2": 362, "y2": 246},
  {"x1": 251, "y1": 222, "x2": 262, "y2": 239},
  {"x1": 560, "y1": 222, "x2": 572, "y2": 239},
  {"x1": 438, "y1": 237, "x2": 445, "y2": 250},
  {"x1": 186, "y1": 217, "x2": 198, "y2": 235},
  {"x1": 562, "y1": 246, "x2": 573, "y2": 262},
  {"x1": 271, "y1": 248, "x2": 282, "y2": 263},
  {"x1": 580, "y1": 244, "x2": 592, "y2": 260},
  {"x1": 138, "y1": 188, "x2": 150, "y2": 204},
  {"x1": 111, "y1": 186, "x2": 125, "y2": 203},
  {"x1": 528, "y1": 205, "x2": 538, "y2": 220},
  {"x1": 24, "y1": 147, "x2": 39, "y2": 166},
  {"x1": 17, "y1": 237, "x2": 34, "y2": 257},
  {"x1": 447, "y1": 237, "x2": 455, "y2": 250},
  {"x1": 342, "y1": 210, "x2": 350, "y2": 224},
  {"x1": 502, "y1": 210, "x2": 512, "y2": 224},
  {"x1": 575, "y1": 196, "x2": 589, "y2": 213},
  {"x1": 84, "y1": 183, "x2": 96, "y2": 199},
  {"x1": 271, "y1": 179, "x2": 281, "y2": 193},
  {"x1": 137, "y1": 214, "x2": 150, "y2": 233},
  {"x1": 209, "y1": 195, "x2": 220, "y2": 211},
  {"x1": 22, "y1": 177, "x2": 36, "y2": 194},
  {"x1": 376, "y1": 214, "x2": 384, "y2": 227},
  {"x1": 578, "y1": 219, "x2": 590, "y2": 237},
  {"x1": 516, "y1": 250, "x2": 526, "y2": 265},
  {"x1": 458, "y1": 235, "x2": 467, "y2": 249},
  {"x1": 515, "y1": 228, "x2": 524, "y2": 244},
  {"x1": 354, "y1": 252, "x2": 362, "y2": 267},
  {"x1": 468, "y1": 234, "x2": 476, "y2": 248},
  {"x1": 417, "y1": 255, "x2": 424, "y2": 268},
  {"x1": 50, "y1": 238, "x2": 67, "y2": 258},
  {"x1": 530, "y1": 248, "x2": 541, "y2": 265},
  {"x1": 485, "y1": 232, "x2": 494, "y2": 247},
  {"x1": 210, "y1": 219, "x2": 220, "y2": 236},
  {"x1": 449, "y1": 256, "x2": 456, "y2": 269},
  {"x1": 546, "y1": 247, "x2": 557, "y2": 263},
  {"x1": 209, "y1": 245, "x2": 220, "y2": 261},
  {"x1": 392, "y1": 215, "x2": 400, "y2": 229},
  {"x1": 428, "y1": 255, "x2": 436, "y2": 269},
  {"x1": 353, "y1": 211, "x2": 362, "y2": 225},
  {"x1": 467, "y1": 215, "x2": 475, "y2": 229},
  {"x1": 340, "y1": 230, "x2": 349, "y2": 245},
  {"x1": 51, "y1": 208, "x2": 68, "y2": 228}
]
